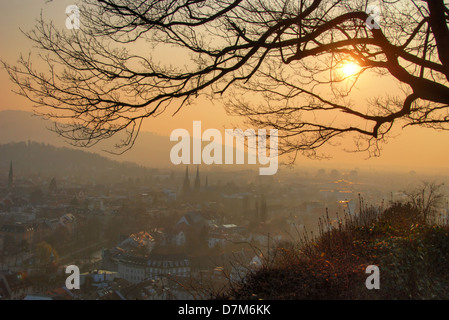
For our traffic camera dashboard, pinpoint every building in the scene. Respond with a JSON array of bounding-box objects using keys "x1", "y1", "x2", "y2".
[
  {"x1": 147, "y1": 253, "x2": 190, "y2": 280},
  {"x1": 176, "y1": 211, "x2": 205, "y2": 228},
  {"x1": 194, "y1": 165, "x2": 200, "y2": 193},
  {"x1": 101, "y1": 231, "x2": 155, "y2": 273},
  {"x1": 59, "y1": 213, "x2": 77, "y2": 235},
  {"x1": 117, "y1": 231, "x2": 155, "y2": 253},
  {"x1": 181, "y1": 165, "x2": 205, "y2": 200},
  {"x1": 118, "y1": 254, "x2": 148, "y2": 284},
  {"x1": 208, "y1": 233, "x2": 227, "y2": 248},
  {"x1": 101, "y1": 247, "x2": 123, "y2": 272},
  {"x1": 159, "y1": 229, "x2": 186, "y2": 247},
  {"x1": 116, "y1": 252, "x2": 191, "y2": 284},
  {"x1": 0, "y1": 272, "x2": 32, "y2": 300},
  {"x1": 182, "y1": 166, "x2": 190, "y2": 196},
  {"x1": 80, "y1": 270, "x2": 120, "y2": 287},
  {"x1": 0, "y1": 222, "x2": 35, "y2": 245},
  {"x1": 7, "y1": 161, "x2": 13, "y2": 190}
]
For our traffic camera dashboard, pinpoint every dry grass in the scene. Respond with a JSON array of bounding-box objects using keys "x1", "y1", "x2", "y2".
[{"x1": 221, "y1": 200, "x2": 449, "y2": 300}]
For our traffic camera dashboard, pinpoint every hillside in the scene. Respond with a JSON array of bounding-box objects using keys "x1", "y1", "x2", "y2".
[
  {"x1": 0, "y1": 141, "x2": 155, "y2": 183},
  {"x1": 221, "y1": 200, "x2": 449, "y2": 299},
  {"x1": 0, "y1": 110, "x2": 255, "y2": 171},
  {"x1": 0, "y1": 110, "x2": 172, "y2": 168}
]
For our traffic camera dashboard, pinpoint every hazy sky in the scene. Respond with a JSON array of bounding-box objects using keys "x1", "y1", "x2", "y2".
[{"x1": 1, "y1": 0, "x2": 449, "y2": 173}]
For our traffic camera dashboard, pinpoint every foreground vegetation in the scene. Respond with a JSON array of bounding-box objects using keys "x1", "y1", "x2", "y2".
[{"x1": 223, "y1": 195, "x2": 449, "y2": 299}]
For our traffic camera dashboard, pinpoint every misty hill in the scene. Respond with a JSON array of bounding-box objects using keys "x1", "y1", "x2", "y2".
[
  {"x1": 0, "y1": 110, "x2": 172, "y2": 168},
  {"x1": 0, "y1": 110, "x2": 259, "y2": 172},
  {"x1": 0, "y1": 141, "x2": 155, "y2": 183}
]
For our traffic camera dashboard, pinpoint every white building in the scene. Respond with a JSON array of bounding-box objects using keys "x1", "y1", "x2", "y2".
[
  {"x1": 147, "y1": 253, "x2": 190, "y2": 280},
  {"x1": 118, "y1": 254, "x2": 148, "y2": 284}
]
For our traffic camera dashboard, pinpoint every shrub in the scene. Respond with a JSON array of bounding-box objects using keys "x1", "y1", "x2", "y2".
[{"x1": 221, "y1": 199, "x2": 449, "y2": 300}]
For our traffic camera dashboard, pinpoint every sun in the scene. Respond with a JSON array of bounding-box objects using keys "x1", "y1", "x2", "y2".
[{"x1": 340, "y1": 62, "x2": 361, "y2": 78}]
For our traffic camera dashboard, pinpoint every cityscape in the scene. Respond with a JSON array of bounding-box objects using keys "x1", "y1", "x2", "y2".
[
  {"x1": 1, "y1": 0, "x2": 449, "y2": 304},
  {"x1": 0, "y1": 135, "x2": 447, "y2": 299}
]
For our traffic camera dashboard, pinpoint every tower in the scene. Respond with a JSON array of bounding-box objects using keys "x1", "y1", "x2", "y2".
[
  {"x1": 182, "y1": 166, "x2": 190, "y2": 195},
  {"x1": 49, "y1": 177, "x2": 57, "y2": 194},
  {"x1": 194, "y1": 165, "x2": 200, "y2": 193},
  {"x1": 7, "y1": 161, "x2": 13, "y2": 190}
]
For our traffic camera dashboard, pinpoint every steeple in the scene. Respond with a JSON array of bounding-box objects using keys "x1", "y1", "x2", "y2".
[
  {"x1": 194, "y1": 165, "x2": 200, "y2": 193},
  {"x1": 49, "y1": 177, "x2": 57, "y2": 194},
  {"x1": 8, "y1": 161, "x2": 13, "y2": 190},
  {"x1": 182, "y1": 166, "x2": 190, "y2": 195}
]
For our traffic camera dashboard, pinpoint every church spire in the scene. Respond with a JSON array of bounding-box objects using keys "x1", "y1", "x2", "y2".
[
  {"x1": 194, "y1": 165, "x2": 200, "y2": 193},
  {"x1": 8, "y1": 161, "x2": 13, "y2": 190},
  {"x1": 182, "y1": 165, "x2": 190, "y2": 195}
]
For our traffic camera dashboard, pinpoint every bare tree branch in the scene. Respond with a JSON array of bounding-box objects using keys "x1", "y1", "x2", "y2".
[{"x1": 1, "y1": 0, "x2": 449, "y2": 159}]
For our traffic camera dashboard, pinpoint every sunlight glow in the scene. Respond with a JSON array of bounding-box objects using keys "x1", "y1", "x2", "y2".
[{"x1": 340, "y1": 62, "x2": 361, "y2": 78}]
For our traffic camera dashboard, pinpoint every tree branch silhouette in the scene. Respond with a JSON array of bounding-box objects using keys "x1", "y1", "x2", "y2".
[{"x1": 2, "y1": 0, "x2": 449, "y2": 159}]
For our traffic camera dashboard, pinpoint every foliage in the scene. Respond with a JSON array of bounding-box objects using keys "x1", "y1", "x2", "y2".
[
  {"x1": 222, "y1": 199, "x2": 449, "y2": 299},
  {"x1": 35, "y1": 241, "x2": 59, "y2": 266}
]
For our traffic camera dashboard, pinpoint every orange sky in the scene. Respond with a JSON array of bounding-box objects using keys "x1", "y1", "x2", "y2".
[{"x1": 1, "y1": 0, "x2": 449, "y2": 173}]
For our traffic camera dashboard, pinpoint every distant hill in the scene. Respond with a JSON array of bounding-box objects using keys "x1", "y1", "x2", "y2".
[
  {"x1": 0, "y1": 141, "x2": 155, "y2": 183},
  {"x1": 0, "y1": 110, "x2": 172, "y2": 168},
  {"x1": 0, "y1": 110, "x2": 258, "y2": 172}
]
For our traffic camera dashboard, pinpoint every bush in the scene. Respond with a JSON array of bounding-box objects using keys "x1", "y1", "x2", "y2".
[{"x1": 221, "y1": 200, "x2": 449, "y2": 300}]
